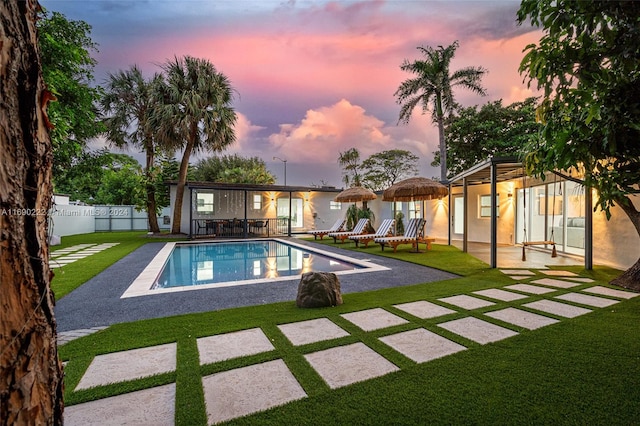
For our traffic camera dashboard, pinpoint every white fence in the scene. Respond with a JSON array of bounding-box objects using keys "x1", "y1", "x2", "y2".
[{"x1": 50, "y1": 204, "x2": 171, "y2": 237}]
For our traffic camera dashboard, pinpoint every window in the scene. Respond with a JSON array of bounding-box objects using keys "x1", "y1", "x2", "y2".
[
  {"x1": 252, "y1": 194, "x2": 262, "y2": 210},
  {"x1": 196, "y1": 192, "x2": 214, "y2": 214},
  {"x1": 330, "y1": 201, "x2": 342, "y2": 210},
  {"x1": 277, "y1": 198, "x2": 303, "y2": 227},
  {"x1": 479, "y1": 194, "x2": 499, "y2": 218},
  {"x1": 408, "y1": 201, "x2": 421, "y2": 219}
]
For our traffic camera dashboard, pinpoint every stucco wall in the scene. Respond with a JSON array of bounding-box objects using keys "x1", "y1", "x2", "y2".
[
  {"x1": 450, "y1": 182, "x2": 516, "y2": 245},
  {"x1": 592, "y1": 194, "x2": 640, "y2": 270}
]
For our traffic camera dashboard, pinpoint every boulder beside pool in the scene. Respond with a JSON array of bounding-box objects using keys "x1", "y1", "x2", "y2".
[{"x1": 296, "y1": 272, "x2": 343, "y2": 308}]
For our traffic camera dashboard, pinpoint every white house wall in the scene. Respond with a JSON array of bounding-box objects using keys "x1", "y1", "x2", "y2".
[
  {"x1": 171, "y1": 186, "x2": 353, "y2": 234},
  {"x1": 449, "y1": 182, "x2": 516, "y2": 245},
  {"x1": 592, "y1": 193, "x2": 640, "y2": 270}
]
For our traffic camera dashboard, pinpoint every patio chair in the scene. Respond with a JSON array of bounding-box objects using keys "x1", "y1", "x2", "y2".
[
  {"x1": 309, "y1": 218, "x2": 345, "y2": 240},
  {"x1": 375, "y1": 218, "x2": 434, "y2": 252},
  {"x1": 328, "y1": 218, "x2": 370, "y2": 243},
  {"x1": 349, "y1": 218, "x2": 395, "y2": 248}
]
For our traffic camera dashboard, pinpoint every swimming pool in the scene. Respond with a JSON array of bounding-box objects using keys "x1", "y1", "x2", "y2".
[{"x1": 122, "y1": 239, "x2": 388, "y2": 298}]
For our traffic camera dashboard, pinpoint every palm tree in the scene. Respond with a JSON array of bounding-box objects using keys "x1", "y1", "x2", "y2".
[
  {"x1": 395, "y1": 40, "x2": 487, "y2": 182},
  {"x1": 101, "y1": 65, "x2": 163, "y2": 233},
  {"x1": 153, "y1": 56, "x2": 237, "y2": 234},
  {"x1": 338, "y1": 147, "x2": 363, "y2": 187}
]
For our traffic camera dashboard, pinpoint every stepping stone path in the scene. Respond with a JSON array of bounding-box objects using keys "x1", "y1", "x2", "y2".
[
  {"x1": 49, "y1": 243, "x2": 120, "y2": 268},
  {"x1": 64, "y1": 269, "x2": 639, "y2": 424}
]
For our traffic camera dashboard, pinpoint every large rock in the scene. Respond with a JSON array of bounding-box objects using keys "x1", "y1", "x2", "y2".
[{"x1": 296, "y1": 272, "x2": 343, "y2": 308}]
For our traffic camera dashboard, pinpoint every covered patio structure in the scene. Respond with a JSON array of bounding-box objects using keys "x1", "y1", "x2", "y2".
[
  {"x1": 168, "y1": 181, "x2": 345, "y2": 239},
  {"x1": 447, "y1": 157, "x2": 594, "y2": 270}
]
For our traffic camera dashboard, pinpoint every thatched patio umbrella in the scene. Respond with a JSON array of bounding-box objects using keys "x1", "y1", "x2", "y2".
[
  {"x1": 382, "y1": 177, "x2": 448, "y2": 202},
  {"x1": 335, "y1": 186, "x2": 377, "y2": 208},
  {"x1": 335, "y1": 186, "x2": 377, "y2": 231},
  {"x1": 383, "y1": 177, "x2": 448, "y2": 250}
]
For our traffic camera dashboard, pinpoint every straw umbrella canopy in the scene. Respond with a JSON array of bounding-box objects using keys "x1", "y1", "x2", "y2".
[
  {"x1": 383, "y1": 177, "x2": 448, "y2": 251},
  {"x1": 335, "y1": 186, "x2": 377, "y2": 231},
  {"x1": 382, "y1": 177, "x2": 448, "y2": 202},
  {"x1": 335, "y1": 186, "x2": 377, "y2": 204}
]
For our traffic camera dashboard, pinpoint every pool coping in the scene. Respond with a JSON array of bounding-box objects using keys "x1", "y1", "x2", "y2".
[{"x1": 121, "y1": 239, "x2": 390, "y2": 298}]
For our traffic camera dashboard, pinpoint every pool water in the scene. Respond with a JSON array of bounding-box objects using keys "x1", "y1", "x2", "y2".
[{"x1": 153, "y1": 240, "x2": 363, "y2": 289}]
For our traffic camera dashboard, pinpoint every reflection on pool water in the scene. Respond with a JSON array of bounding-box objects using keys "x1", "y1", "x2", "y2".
[{"x1": 153, "y1": 240, "x2": 363, "y2": 289}]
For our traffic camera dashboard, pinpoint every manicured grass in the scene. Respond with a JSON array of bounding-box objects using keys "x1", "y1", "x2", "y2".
[
  {"x1": 57, "y1": 232, "x2": 639, "y2": 424},
  {"x1": 49, "y1": 231, "x2": 184, "y2": 300}
]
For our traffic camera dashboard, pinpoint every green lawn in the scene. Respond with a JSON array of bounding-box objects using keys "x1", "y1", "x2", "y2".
[
  {"x1": 57, "y1": 232, "x2": 640, "y2": 425},
  {"x1": 50, "y1": 231, "x2": 184, "y2": 299}
]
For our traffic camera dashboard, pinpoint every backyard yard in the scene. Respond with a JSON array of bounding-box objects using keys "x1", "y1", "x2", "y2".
[{"x1": 54, "y1": 232, "x2": 640, "y2": 425}]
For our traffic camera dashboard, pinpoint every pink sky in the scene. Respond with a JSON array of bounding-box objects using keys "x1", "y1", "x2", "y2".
[{"x1": 42, "y1": 0, "x2": 541, "y2": 186}]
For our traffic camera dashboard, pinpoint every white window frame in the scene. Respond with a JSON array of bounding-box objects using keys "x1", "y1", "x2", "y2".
[
  {"x1": 479, "y1": 194, "x2": 499, "y2": 218},
  {"x1": 252, "y1": 194, "x2": 262, "y2": 210}
]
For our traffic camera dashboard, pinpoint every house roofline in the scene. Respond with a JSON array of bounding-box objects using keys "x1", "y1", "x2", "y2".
[{"x1": 166, "y1": 181, "x2": 343, "y2": 193}]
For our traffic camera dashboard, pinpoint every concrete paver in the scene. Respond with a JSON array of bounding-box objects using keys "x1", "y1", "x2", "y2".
[
  {"x1": 278, "y1": 318, "x2": 349, "y2": 346},
  {"x1": 505, "y1": 283, "x2": 557, "y2": 295},
  {"x1": 472, "y1": 288, "x2": 528, "y2": 302},
  {"x1": 531, "y1": 278, "x2": 581, "y2": 289},
  {"x1": 500, "y1": 269, "x2": 535, "y2": 276},
  {"x1": 202, "y1": 359, "x2": 306, "y2": 425},
  {"x1": 379, "y1": 328, "x2": 466, "y2": 363},
  {"x1": 341, "y1": 308, "x2": 409, "y2": 331},
  {"x1": 304, "y1": 342, "x2": 399, "y2": 389},
  {"x1": 197, "y1": 328, "x2": 274, "y2": 365},
  {"x1": 523, "y1": 300, "x2": 592, "y2": 318},
  {"x1": 540, "y1": 270, "x2": 578, "y2": 277},
  {"x1": 438, "y1": 295, "x2": 495, "y2": 310},
  {"x1": 438, "y1": 317, "x2": 518, "y2": 344},
  {"x1": 393, "y1": 300, "x2": 456, "y2": 319},
  {"x1": 485, "y1": 307, "x2": 559, "y2": 330},
  {"x1": 555, "y1": 293, "x2": 619, "y2": 308},
  {"x1": 75, "y1": 343, "x2": 176, "y2": 390},
  {"x1": 583, "y1": 286, "x2": 638, "y2": 299},
  {"x1": 65, "y1": 383, "x2": 175, "y2": 426}
]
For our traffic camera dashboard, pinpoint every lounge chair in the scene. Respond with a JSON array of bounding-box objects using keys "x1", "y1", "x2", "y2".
[
  {"x1": 309, "y1": 218, "x2": 345, "y2": 240},
  {"x1": 328, "y1": 218, "x2": 370, "y2": 243},
  {"x1": 375, "y1": 218, "x2": 434, "y2": 252},
  {"x1": 349, "y1": 218, "x2": 395, "y2": 248}
]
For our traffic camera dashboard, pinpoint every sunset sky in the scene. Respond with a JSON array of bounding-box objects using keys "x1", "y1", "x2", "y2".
[{"x1": 41, "y1": 0, "x2": 542, "y2": 187}]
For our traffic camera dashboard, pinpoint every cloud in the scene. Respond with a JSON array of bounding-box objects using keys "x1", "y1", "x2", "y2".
[
  {"x1": 268, "y1": 99, "x2": 392, "y2": 162},
  {"x1": 229, "y1": 112, "x2": 266, "y2": 153}
]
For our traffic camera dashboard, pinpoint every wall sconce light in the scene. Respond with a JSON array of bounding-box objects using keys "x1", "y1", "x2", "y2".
[{"x1": 507, "y1": 193, "x2": 513, "y2": 198}]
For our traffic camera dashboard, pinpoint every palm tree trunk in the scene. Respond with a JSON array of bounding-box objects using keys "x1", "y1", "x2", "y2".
[
  {"x1": 435, "y1": 94, "x2": 447, "y2": 182},
  {"x1": 170, "y1": 125, "x2": 197, "y2": 234},
  {"x1": 0, "y1": 2, "x2": 64, "y2": 424},
  {"x1": 437, "y1": 117, "x2": 447, "y2": 182},
  {"x1": 144, "y1": 136, "x2": 160, "y2": 233}
]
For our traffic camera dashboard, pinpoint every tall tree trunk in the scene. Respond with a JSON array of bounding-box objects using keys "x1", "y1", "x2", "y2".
[
  {"x1": 609, "y1": 195, "x2": 640, "y2": 291},
  {"x1": 170, "y1": 138, "x2": 195, "y2": 234},
  {"x1": 0, "y1": 1, "x2": 64, "y2": 425},
  {"x1": 435, "y1": 94, "x2": 447, "y2": 183},
  {"x1": 144, "y1": 137, "x2": 160, "y2": 233}
]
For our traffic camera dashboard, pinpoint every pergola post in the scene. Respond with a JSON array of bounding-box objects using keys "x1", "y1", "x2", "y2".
[{"x1": 490, "y1": 162, "x2": 498, "y2": 268}]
